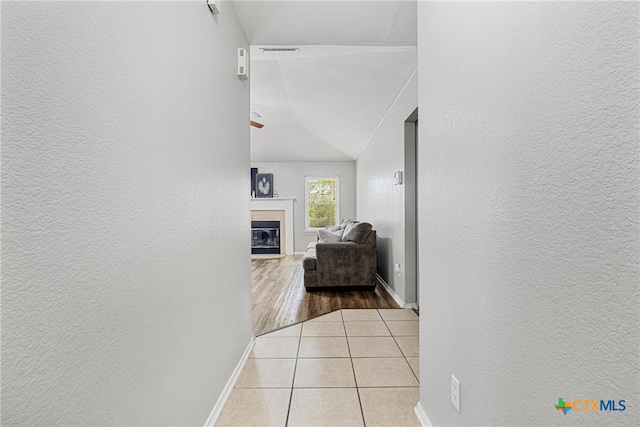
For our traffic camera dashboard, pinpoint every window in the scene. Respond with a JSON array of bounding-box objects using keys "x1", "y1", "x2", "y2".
[{"x1": 305, "y1": 177, "x2": 339, "y2": 231}]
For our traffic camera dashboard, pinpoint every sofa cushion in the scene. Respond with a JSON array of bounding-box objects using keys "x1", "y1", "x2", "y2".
[
  {"x1": 318, "y1": 228, "x2": 343, "y2": 243},
  {"x1": 324, "y1": 225, "x2": 342, "y2": 232},
  {"x1": 303, "y1": 248, "x2": 317, "y2": 270},
  {"x1": 342, "y1": 222, "x2": 372, "y2": 244}
]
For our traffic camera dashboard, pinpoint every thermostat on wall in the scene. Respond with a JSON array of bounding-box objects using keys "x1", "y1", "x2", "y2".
[
  {"x1": 237, "y1": 48, "x2": 248, "y2": 80},
  {"x1": 207, "y1": 0, "x2": 220, "y2": 14}
]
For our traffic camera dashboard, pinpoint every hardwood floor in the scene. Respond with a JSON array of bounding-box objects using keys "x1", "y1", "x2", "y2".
[{"x1": 252, "y1": 255, "x2": 400, "y2": 336}]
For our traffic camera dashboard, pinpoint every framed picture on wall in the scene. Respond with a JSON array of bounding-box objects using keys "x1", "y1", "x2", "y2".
[
  {"x1": 251, "y1": 168, "x2": 258, "y2": 197},
  {"x1": 255, "y1": 173, "x2": 273, "y2": 198}
]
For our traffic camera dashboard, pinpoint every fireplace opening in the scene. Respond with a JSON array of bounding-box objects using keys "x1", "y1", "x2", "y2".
[{"x1": 251, "y1": 221, "x2": 281, "y2": 254}]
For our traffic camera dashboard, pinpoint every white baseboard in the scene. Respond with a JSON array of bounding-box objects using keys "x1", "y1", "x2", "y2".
[
  {"x1": 376, "y1": 274, "x2": 406, "y2": 308},
  {"x1": 204, "y1": 337, "x2": 255, "y2": 427},
  {"x1": 414, "y1": 401, "x2": 433, "y2": 427}
]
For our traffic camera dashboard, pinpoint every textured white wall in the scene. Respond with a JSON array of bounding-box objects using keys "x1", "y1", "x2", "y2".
[
  {"x1": 251, "y1": 162, "x2": 356, "y2": 252},
  {"x1": 417, "y1": 2, "x2": 638, "y2": 426},
  {"x1": 356, "y1": 73, "x2": 417, "y2": 304},
  {"x1": 1, "y1": 2, "x2": 252, "y2": 425}
]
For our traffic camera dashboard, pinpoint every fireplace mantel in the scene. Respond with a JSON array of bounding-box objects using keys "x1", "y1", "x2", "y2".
[{"x1": 250, "y1": 198, "x2": 295, "y2": 255}]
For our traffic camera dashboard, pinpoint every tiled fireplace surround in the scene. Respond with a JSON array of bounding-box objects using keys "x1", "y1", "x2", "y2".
[{"x1": 250, "y1": 198, "x2": 295, "y2": 256}]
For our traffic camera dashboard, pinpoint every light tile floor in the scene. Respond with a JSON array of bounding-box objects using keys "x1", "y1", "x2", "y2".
[{"x1": 216, "y1": 308, "x2": 419, "y2": 427}]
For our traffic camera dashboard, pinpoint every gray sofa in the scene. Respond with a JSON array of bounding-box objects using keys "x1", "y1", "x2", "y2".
[{"x1": 303, "y1": 221, "x2": 377, "y2": 291}]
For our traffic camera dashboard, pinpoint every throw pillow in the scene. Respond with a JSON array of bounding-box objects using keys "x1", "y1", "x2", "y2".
[
  {"x1": 318, "y1": 229, "x2": 343, "y2": 243},
  {"x1": 340, "y1": 219, "x2": 358, "y2": 230},
  {"x1": 342, "y1": 222, "x2": 372, "y2": 244},
  {"x1": 324, "y1": 225, "x2": 342, "y2": 232},
  {"x1": 342, "y1": 220, "x2": 360, "y2": 237}
]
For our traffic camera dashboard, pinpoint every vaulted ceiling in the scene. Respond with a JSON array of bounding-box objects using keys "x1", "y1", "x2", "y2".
[{"x1": 232, "y1": 0, "x2": 417, "y2": 162}]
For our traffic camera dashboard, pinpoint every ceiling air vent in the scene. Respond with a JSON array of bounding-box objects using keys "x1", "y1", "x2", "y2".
[{"x1": 259, "y1": 47, "x2": 300, "y2": 52}]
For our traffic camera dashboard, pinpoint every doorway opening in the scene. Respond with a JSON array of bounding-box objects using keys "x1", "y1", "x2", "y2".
[{"x1": 404, "y1": 108, "x2": 419, "y2": 312}]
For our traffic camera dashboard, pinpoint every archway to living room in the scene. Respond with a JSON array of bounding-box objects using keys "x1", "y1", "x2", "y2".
[{"x1": 232, "y1": 1, "x2": 418, "y2": 336}]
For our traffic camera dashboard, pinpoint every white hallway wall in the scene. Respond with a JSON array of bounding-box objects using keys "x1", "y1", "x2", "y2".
[
  {"x1": 357, "y1": 72, "x2": 417, "y2": 304},
  {"x1": 251, "y1": 161, "x2": 356, "y2": 252},
  {"x1": 417, "y1": 2, "x2": 638, "y2": 426},
  {"x1": 1, "y1": 2, "x2": 252, "y2": 425}
]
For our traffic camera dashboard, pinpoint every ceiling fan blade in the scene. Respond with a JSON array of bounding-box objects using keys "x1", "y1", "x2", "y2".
[{"x1": 250, "y1": 120, "x2": 264, "y2": 129}]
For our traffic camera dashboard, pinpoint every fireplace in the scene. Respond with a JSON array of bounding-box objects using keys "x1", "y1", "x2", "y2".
[
  {"x1": 251, "y1": 221, "x2": 281, "y2": 254},
  {"x1": 251, "y1": 198, "x2": 293, "y2": 255}
]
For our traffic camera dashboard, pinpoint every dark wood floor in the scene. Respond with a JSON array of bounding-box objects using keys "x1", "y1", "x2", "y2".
[{"x1": 252, "y1": 255, "x2": 400, "y2": 336}]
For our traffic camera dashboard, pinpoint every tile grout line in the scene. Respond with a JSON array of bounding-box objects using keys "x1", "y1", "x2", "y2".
[
  {"x1": 284, "y1": 324, "x2": 303, "y2": 427},
  {"x1": 342, "y1": 310, "x2": 368, "y2": 427}
]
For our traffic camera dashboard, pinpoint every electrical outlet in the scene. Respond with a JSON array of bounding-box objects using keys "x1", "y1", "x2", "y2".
[{"x1": 451, "y1": 374, "x2": 461, "y2": 412}]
